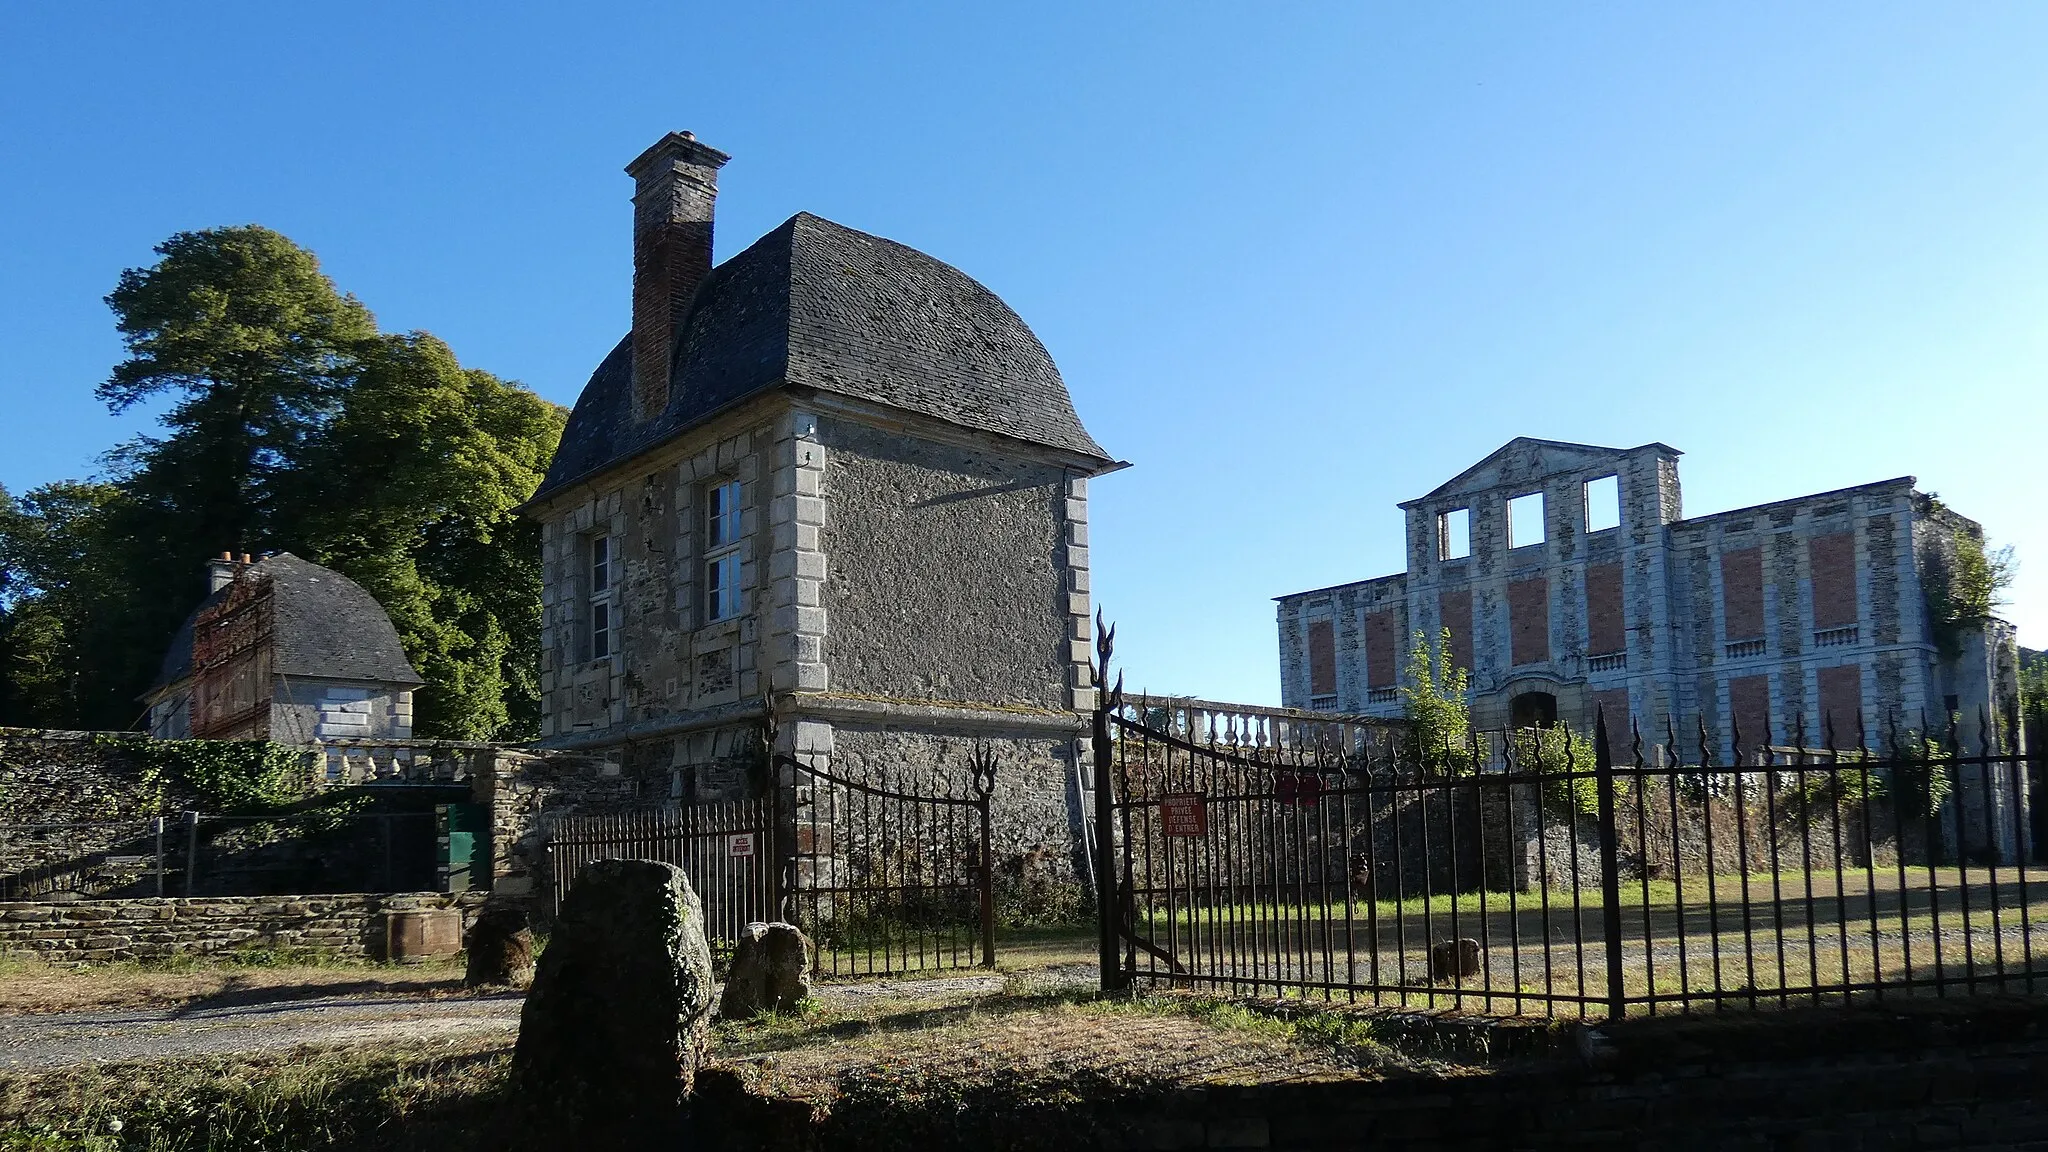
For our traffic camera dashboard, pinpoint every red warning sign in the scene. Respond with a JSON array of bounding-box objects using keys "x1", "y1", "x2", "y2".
[
  {"x1": 1160, "y1": 793, "x2": 1208, "y2": 838},
  {"x1": 727, "y1": 832, "x2": 756, "y2": 858}
]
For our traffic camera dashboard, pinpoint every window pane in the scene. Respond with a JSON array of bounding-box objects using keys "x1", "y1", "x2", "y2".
[
  {"x1": 1509, "y1": 492, "x2": 1546, "y2": 548},
  {"x1": 591, "y1": 535, "x2": 610, "y2": 592},
  {"x1": 592, "y1": 601, "x2": 610, "y2": 659},
  {"x1": 1584, "y1": 475, "x2": 1620, "y2": 533},
  {"x1": 707, "y1": 482, "x2": 741, "y2": 548},
  {"x1": 706, "y1": 552, "x2": 741, "y2": 621},
  {"x1": 1438, "y1": 508, "x2": 1470, "y2": 560}
]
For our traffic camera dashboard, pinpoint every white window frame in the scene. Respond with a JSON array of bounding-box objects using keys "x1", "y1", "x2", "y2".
[
  {"x1": 704, "y1": 480, "x2": 743, "y2": 623},
  {"x1": 587, "y1": 532, "x2": 617, "y2": 660}
]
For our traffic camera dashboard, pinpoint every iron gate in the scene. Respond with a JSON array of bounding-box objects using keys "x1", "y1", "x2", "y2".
[
  {"x1": 546, "y1": 798, "x2": 776, "y2": 952},
  {"x1": 1091, "y1": 623, "x2": 2048, "y2": 1018},
  {"x1": 779, "y1": 751, "x2": 996, "y2": 977}
]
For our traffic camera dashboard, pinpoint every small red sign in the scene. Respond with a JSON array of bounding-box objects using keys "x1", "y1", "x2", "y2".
[
  {"x1": 727, "y1": 833, "x2": 756, "y2": 858},
  {"x1": 1276, "y1": 772, "x2": 1326, "y2": 809},
  {"x1": 1160, "y1": 793, "x2": 1208, "y2": 838}
]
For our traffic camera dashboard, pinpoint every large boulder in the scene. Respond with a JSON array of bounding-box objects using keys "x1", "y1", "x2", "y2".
[
  {"x1": 512, "y1": 859, "x2": 716, "y2": 1139},
  {"x1": 462, "y1": 898, "x2": 535, "y2": 988},
  {"x1": 717, "y1": 921, "x2": 813, "y2": 1018}
]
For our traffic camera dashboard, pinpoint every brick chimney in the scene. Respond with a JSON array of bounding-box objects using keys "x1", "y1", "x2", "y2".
[{"x1": 625, "y1": 131, "x2": 730, "y2": 424}]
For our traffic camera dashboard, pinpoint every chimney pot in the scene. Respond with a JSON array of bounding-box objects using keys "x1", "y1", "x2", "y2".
[{"x1": 625, "y1": 131, "x2": 730, "y2": 424}]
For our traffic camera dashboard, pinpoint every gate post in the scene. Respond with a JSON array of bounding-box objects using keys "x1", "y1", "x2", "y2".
[
  {"x1": 970, "y1": 743, "x2": 999, "y2": 969},
  {"x1": 1594, "y1": 711, "x2": 1625, "y2": 1019},
  {"x1": 1094, "y1": 615, "x2": 1126, "y2": 993}
]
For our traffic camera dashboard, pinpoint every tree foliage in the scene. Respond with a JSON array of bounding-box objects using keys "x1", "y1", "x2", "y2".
[
  {"x1": 1919, "y1": 498, "x2": 2017, "y2": 661},
  {"x1": 0, "y1": 226, "x2": 564, "y2": 739},
  {"x1": 1399, "y1": 629, "x2": 1475, "y2": 774}
]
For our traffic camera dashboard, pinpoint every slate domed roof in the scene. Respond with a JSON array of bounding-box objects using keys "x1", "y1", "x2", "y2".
[
  {"x1": 535, "y1": 212, "x2": 1110, "y2": 500},
  {"x1": 153, "y1": 553, "x2": 423, "y2": 690}
]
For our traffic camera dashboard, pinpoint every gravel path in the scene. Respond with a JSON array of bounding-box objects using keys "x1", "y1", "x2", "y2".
[
  {"x1": 0, "y1": 966, "x2": 1103, "y2": 1072},
  {"x1": 0, "y1": 995, "x2": 526, "y2": 1071}
]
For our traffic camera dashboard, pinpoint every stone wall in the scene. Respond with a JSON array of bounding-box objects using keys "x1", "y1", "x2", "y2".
[
  {"x1": 826, "y1": 726, "x2": 1085, "y2": 890},
  {"x1": 815, "y1": 416, "x2": 1079, "y2": 711},
  {"x1": 0, "y1": 891, "x2": 484, "y2": 965},
  {"x1": 535, "y1": 404, "x2": 781, "y2": 742}
]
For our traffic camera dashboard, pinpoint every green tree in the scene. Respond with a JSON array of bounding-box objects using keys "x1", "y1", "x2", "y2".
[
  {"x1": 1, "y1": 226, "x2": 563, "y2": 739},
  {"x1": 0, "y1": 480, "x2": 143, "y2": 727},
  {"x1": 290, "y1": 333, "x2": 562, "y2": 739},
  {"x1": 1399, "y1": 628, "x2": 1475, "y2": 774}
]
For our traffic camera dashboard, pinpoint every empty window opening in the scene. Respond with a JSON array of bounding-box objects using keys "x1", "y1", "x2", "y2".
[
  {"x1": 704, "y1": 480, "x2": 743, "y2": 623},
  {"x1": 1508, "y1": 492, "x2": 1546, "y2": 548},
  {"x1": 1438, "y1": 508, "x2": 1470, "y2": 560},
  {"x1": 1584, "y1": 475, "x2": 1620, "y2": 533},
  {"x1": 1511, "y1": 691, "x2": 1559, "y2": 730}
]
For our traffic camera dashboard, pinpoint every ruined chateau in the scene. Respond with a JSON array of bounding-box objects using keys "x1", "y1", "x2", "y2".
[
  {"x1": 520, "y1": 133, "x2": 1117, "y2": 857},
  {"x1": 1276, "y1": 438, "x2": 2022, "y2": 760}
]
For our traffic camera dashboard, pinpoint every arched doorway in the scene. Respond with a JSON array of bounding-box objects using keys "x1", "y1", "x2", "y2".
[{"x1": 1510, "y1": 691, "x2": 1558, "y2": 730}]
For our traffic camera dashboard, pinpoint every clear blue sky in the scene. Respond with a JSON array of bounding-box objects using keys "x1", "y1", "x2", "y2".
[{"x1": 3, "y1": 3, "x2": 2044, "y2": 704}]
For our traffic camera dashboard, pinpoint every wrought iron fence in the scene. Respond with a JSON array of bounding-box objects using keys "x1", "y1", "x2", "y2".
[
  {"x1": 1, "y1": 809, "x2": 460, "y2": 900},
  {"x1": 0, "y1": 819, "x2": 168, "y2": 900},
  {"x1": 1092, "y1": 640, "x2": 2044, "y2": 1018},
  {"x1": 545, "y1": 800, "x2": 776, "y2": 957},
  {"x1": 541, "y1": 752, "x2": 999, "y2": 978},
  {"x1": 780, "y1": 750, "x2": 996, "y2": 978}
]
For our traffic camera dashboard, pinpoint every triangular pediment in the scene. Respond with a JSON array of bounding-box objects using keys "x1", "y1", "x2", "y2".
[{"x1": 1400, "y1": 438, "x2": 1678, "y2": 508}]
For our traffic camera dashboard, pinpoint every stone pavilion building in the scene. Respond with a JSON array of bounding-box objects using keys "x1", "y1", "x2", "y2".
[{"x1": 521, "y1": 133, "x2": 1119, "y2": 867}]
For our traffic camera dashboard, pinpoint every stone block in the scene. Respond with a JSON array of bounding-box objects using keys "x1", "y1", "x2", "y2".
[
  {"x1": 513, "y1": 859, "x2": 713, "y2": 1141},
  {"x1": 717, "y1": 921, "x2": 812, "y2": 1018}
]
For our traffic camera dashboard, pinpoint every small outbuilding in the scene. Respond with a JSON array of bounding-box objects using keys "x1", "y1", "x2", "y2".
[{"x1": 145, "y1": 552, "x2": 424, "y2": 743}]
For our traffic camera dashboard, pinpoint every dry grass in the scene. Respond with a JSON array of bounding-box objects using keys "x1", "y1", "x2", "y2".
[
  {"x1": 0, "y1": 1037, "x2": 511, "y2": 1151},
  {"x1": 0, "y1": 952, "x2": 467, "y2": 1016}
]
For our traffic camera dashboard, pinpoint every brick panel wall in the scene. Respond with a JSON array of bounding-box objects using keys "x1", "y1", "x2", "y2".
[
  {"x1": 1818, "y1": 664, "x2": 1864, "y2": 738},
  {"x1": 1722, "y1": 547, "x2": 1764, "y2": 640},
  {"x1": 1364, "y1": 613, "x2": 1398, "y2": 688},
  {"x1": 1307, "y1": 620, "x2": 1336, "y2": 697},
  {"x1": 1437, "y1": 589, "x2": 1473, "y2": 673},
  {"x1": 1729, "y1": 674, "x2": 1772, "y2": 750},
  {"x1": 1588, "y1": 688, "x2": 1632, "y2": 735},
  {"x1": 1508, "y1": 578, "x2": 1550, "y2": 666},
  {"x1": 1810, "y1": 531, "x2": 1859, "y2": 629},
  {"x1": 1585, "y1": 562, "x2": 1624, "y2": 655}
]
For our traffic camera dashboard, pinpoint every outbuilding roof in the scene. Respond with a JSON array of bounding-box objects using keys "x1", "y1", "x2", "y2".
[
  {"x1": 535, "y1": 212, "x2": 1110, "y2": 501},
  {"x1": 153, "y1": 553, "x2": 424, "y2": 690}
]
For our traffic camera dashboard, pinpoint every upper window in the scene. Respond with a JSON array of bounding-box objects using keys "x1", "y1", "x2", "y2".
[
  {"x1": 704, "y1": 481, "x2": 743, "y2": 623},
  {"x1": 1437, "y1": 508, "x2": 1471, "y2": 560},
  {"x1": 1508, "y1": 492, "x2": 1546, "y2": 548},
  {"x1": 587, "y1": 533, "x2": 618, "y2": 660},
  {"x1": 1584, "y1": 475, "x2": 1621, "y2": 533}
]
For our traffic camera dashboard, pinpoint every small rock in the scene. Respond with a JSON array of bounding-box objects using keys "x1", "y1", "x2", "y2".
[
  {"x1": 718, "y1": 921, "x2": 813, "y2": 1018},
  {"x1": 512, "y1": 859, "x2": 715, "y2": 1141},
  {"x1": 1430, "y1": 937, "x2": 1481, "y2": 982},
  {"x1": 462, "y1": 899, "x2": 535, "y2": 988}
]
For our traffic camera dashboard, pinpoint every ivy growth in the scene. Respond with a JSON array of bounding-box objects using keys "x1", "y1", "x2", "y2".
[
  {"x1": 98, "y1": 734, "x2": 311, "y2": 814},
  {"x1": 1920, "y1": 500, "x2": 2016, "y2": 661}
]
